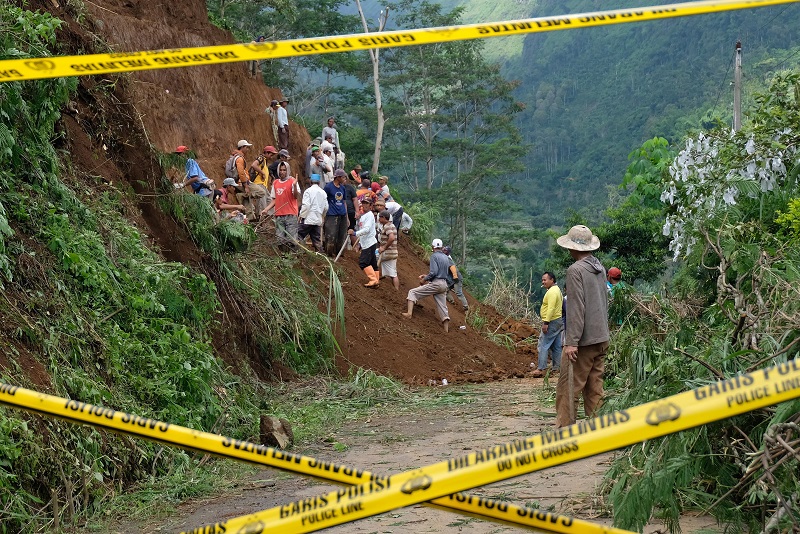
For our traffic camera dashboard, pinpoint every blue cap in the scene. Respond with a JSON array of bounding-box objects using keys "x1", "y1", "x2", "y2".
[{"x1": 310, "y1": 173, "x2": 321, "y2": 182}]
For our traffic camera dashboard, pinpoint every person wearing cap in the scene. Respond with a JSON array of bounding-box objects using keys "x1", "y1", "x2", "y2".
[
  {"x1": 378, "y1": 210, "x2": 399, "y2": 290},
  {"x1": 277, "y1": 98, "x2": 289, "y2": 150},
  {"x1": 305, "y1": 137, "x2": 322, "y2": 179},
  {"x1": 266, "y1": 99, "x2": 280, "y2": 144},
  {"x1": 309, "y1": 146, "x2": 332, "y2": 186},
  {"x1": 250, "y1": 145, "x2": 278, "y2": 189},
  {"x1": 261, "y1": 161, "x2": 301, "y2": 249},
  {"x1": 322, "y1": 116, "x2": 340, "y2": 154},
  {"x1": 378, "y1": 176, "x2": 394, "y2": 202},
  {"x1": 324, "y1": 169, "x2": 349, "y2": 256},
  {"x1": 350, "y1": 164, "x2": 362, "y2": 183},
  {"x1": 174, "y1": 146, "x2": 214, "y2": 197},
  {"x1": 213, "y1": 178, "x2": 247, "y2": 221},
  {"x1": 297, "y1": 174, "x2": 327, "y2": 253},
  {"x1": 349, "y1": 196, "x2": 380, "y2": 287},
  {"x1": 229, "y1": 140, "x2": 266, "y2": 221},
  {"x1": 533, "y1": 271, "x2": 562, "y2": 378},
  {"x1": 442, "y1": 246, "x2": 468, "y2": 312},
  {"x1": 401, "y1": 239, "x2": 451, "y2": 332},
  {"x1": 268, "y1": 148, "x2": 291, "y2": 182},
  {"x1": 606, "y1": 267, "x2": 622, "y2": 292},
  {"x1": 555, "y1": 225, "x2": 609, "y2": 428}
]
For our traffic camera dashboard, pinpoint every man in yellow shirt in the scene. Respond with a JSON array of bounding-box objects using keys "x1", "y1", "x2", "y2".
[{"x1": 532, "y1": 271, "x2": 563, "y2": 378}]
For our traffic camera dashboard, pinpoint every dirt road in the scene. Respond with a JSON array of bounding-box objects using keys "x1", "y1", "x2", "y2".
[{"x1": 111, "y1": 378, "x2": 721, "y2": 533}]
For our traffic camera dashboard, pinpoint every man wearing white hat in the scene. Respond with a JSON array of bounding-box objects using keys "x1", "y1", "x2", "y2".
[
  {"x1": 401, "y1": 238, "x2": 451, "y2": 332},
  {"x1": 555, "y1": 225, "x2": 609, "y2": 428}
]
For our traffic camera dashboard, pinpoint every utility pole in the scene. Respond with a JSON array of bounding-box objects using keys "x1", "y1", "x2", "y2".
[{"x1": 733, "y1": 41, "x2": 742, "y2": 132}]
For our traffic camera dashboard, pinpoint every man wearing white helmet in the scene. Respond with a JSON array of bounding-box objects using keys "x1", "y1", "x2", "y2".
[{"x1": 401, "y1": 238, "x2": 451, "y2": 332}]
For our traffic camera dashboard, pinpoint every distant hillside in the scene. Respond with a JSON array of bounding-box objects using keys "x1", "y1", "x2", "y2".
[
  {"x1": 506, "y1": 0, "x2": 800, "y2": 227},
  {"x1": 355, "y1": 0, "x2": 800, "y2": 232}
]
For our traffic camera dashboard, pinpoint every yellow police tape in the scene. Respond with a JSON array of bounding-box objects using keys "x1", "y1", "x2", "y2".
[
  {"x1": 184, "y1": 361, "x2": 800, "y2": 533},
  {"x1": 0, "y1": 382, "x2": 629, "y2": 534},
  {"x1": 0, "y1": 0, "x2": 797, "y2": 83}
]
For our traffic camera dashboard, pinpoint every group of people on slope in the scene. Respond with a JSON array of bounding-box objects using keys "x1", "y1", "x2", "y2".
[
  {"x1": 173, "y1": 136, "x2": 413, "y2": 256},
  {"x1": 529, "y1": 225, "x2": 625, "y2": 429}
]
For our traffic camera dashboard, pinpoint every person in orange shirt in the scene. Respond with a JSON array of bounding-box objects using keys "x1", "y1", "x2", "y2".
[{"x1": 261, "y1": 161, "x2": 301, "y2": 250}]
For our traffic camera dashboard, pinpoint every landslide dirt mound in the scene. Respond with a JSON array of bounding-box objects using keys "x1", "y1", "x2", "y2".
[
  {"x1": 329, "y1": 236, "x2": 532, "y2": 385},
  {"x1": 24, "y1": 0, "x2": 537, "y2": 386}
]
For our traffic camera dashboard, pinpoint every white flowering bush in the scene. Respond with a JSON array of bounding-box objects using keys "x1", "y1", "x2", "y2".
[{"x1": 661, "y1": 72, "x2": 800, "y2": 260}]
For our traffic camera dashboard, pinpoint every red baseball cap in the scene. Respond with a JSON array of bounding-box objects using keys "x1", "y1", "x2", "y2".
[
  {"x1": 370, "y1": 182, "x2": 381, "y2": 192},
  {"x1": 175, "y1": 145, "x2": 189, "y2": 154},
  {"x1": 263, "y1": 145, "x2": 278, "y2": 154},
  {"x1": 608, "y1": 267, "x2": 622, "y2": 280}
]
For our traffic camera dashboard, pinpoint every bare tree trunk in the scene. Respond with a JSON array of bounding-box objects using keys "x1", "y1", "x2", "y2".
[{"x1": 355, "y1": 0, "x2": 388, "y2": 176}]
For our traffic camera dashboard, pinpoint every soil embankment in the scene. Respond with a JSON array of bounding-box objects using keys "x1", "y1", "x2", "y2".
[{"x1": 21, "y1": 0, "x2": 536, "y2": 384}]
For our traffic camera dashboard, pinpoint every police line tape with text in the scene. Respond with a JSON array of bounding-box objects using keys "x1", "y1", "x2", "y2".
[
  {"x1": 183, "y1": 361, "x2": 800, "y2": 533},
  {"x1": 0, "y1": 0, "x2": 797, "y2": 83},
  {"x1": 0, "y1": 381, "x2": 632, "y2": 534}
]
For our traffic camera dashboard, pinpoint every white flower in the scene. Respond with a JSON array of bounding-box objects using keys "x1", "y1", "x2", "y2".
[{"x1": 722, "y1": 187, "x2": 737, "y2": 205}]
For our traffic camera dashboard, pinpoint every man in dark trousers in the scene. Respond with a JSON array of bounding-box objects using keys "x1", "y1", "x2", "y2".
[{"x1": 555, "y1": 225, "x2": 609, "y2": 428}]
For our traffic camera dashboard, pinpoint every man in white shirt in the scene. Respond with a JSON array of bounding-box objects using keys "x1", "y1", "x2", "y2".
[
  {"x1": 277, "y1": 98, "x2": 289, "y2": 150},
  {"x1": 297, "y1": 174, "x2": 327, "y2": 252}
]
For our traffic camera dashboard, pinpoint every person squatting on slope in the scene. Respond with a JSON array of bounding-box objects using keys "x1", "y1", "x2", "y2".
[
  {"x1": 532, "y1": 271, "x2": 563, "y2": 378},
  {"x1": 401, "y1": 239, "x2": 451, "y2": 333},
  {"x1": 555, "y1": 225, "x2": 609, "y2": 428}
]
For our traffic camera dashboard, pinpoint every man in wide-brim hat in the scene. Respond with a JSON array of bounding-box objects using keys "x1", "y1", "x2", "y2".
[{"x1": 554, "y1": 225, "x2": 609, "y2": 428}]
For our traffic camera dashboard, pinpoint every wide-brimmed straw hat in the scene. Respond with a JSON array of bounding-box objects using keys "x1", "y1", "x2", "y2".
[{"x1": 556, "y1": 225, "x2": 600, "y2": 251}]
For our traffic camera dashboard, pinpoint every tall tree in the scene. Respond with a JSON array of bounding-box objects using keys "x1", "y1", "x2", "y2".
[{"x1": 355, "y1": 0, "x2": 389, "y2": 175}]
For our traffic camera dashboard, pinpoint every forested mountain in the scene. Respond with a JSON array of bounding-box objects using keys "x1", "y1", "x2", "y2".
[{"x1": 506, "y1": 1, "x2": 800, "y2": 228}]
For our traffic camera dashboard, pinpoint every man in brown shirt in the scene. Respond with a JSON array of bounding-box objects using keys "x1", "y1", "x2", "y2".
[{"x1": 555, "y1": 225, "x2": 609, "y2": 428}]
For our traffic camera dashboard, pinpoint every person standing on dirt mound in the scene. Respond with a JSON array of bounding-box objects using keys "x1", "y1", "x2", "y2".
[
  {"x1": 250, "y1": 145, "x2": 278, "y2": 191},
  {"x1": 261, "y1": 161, "x2": 301, "y2": 250},
  {"x1": 401, "y1": 239, "x2": 451, "y2": 333},
  {"x1": 277, "y1": 98, "x2": 290, "y2": 150},
  {"x1": 266, "y1": 100, "x2": 280, "y2": 144},
  {"x1": 555, "y1": 225, "x2": 609, "y2": 428},
  {"x1": 324, "y1": 169, "x2": 349, "y2": 256},
  {"x1": 378, "y1": 210, "x2": 399, "y2": 290},
  {"x1": 349, "y1": 197, "x2": 380, "y2": 288},
  {"x1": 532, "y1": 272, "x2": 563, "y2": 378},
  {"x1": 297, "y1": 173, "x2": 327, "y2": 253}
]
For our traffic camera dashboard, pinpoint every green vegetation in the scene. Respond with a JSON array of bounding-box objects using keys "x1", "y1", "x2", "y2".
[
  {"x1": 601, "y1": 72, "x2": 800, "y2": 532},
  {"x1": 0, "y1": 5, "x2": 340, "y2": 531}
]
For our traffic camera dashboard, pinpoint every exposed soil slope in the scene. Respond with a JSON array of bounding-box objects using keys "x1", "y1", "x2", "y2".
[{"x1": 17, "y1": 0, "x2": 535, "y2": 385}]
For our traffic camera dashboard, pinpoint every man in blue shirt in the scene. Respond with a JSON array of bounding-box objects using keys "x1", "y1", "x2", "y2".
[
  {"x1": 175, "y1": 145, "x2": 213, "y2": 198},
  {"x1": 323, "y1": 169, "x2": 349, "y2": 256}
]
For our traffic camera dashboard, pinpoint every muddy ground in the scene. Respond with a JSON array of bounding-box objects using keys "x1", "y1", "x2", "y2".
[{"x1": 109, "y1": 378, "x2": 722, "y2": 534}]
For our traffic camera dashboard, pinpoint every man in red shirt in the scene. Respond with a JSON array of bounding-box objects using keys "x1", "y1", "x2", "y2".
[{"x1": 261, "y1": 161, "x2": 301, "y2": 250}]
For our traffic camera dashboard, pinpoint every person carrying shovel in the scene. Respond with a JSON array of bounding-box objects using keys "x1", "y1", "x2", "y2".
[{"x1": 555, "y1": 225, "x2": 609, "y2": 428}]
